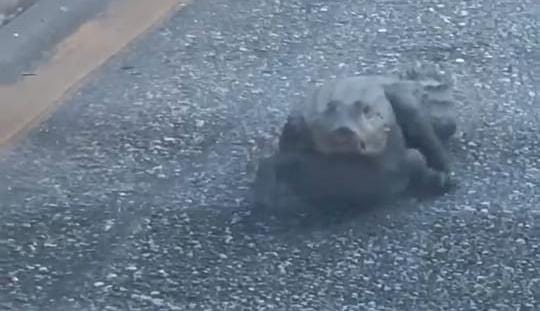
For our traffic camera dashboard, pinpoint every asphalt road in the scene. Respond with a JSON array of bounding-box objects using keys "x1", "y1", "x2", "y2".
[
  {"x1": 1, "y1": 0, "x2": 539, "y2": 310},
  {"x1": 0, "y1": 0, "x2": 39, "y2": 27}
]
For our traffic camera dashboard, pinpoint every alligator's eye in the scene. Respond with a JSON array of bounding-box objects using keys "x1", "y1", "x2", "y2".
[
  {"x1": 353, "y1": 100, "x2": 369, "y2": 114},
  {"x1": 326, "y1": 100, "x2": 339, "y2": 112},
  {"x1": 362, "y1": 105, "x2": 371, "y2": 115}
]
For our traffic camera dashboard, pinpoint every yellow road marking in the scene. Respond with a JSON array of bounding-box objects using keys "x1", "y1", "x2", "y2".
[{"x1": 0, "y1": 0, "x2": 189, "y2": 147}]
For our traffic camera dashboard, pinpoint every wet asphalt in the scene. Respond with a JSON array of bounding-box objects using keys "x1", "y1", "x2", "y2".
[{"x1": 1, "y1": 0, "x2": 539, "y2": 310}]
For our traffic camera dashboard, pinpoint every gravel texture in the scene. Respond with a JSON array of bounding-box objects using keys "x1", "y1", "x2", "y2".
[{"x1": 1, "y1": 0, "x2": 539, "y2": 310}]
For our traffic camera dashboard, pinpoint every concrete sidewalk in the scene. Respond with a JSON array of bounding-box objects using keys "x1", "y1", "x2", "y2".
[{"x1": 1, "y1": 0, "x2": 539, "y2": 310}]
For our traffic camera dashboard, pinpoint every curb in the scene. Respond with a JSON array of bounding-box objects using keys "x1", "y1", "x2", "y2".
[{"x1": 0, "y1": 0, "x2": 186, "y2": 146}]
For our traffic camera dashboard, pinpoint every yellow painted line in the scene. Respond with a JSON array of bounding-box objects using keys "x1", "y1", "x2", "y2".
[{"x1": 0, "y1": 0, "x2": 189, "y2": 147}]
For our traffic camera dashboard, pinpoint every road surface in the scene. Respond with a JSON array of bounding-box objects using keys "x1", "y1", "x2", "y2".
[{"x1": 1, "y1": 0, "x2": 539, "y2": 310}]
